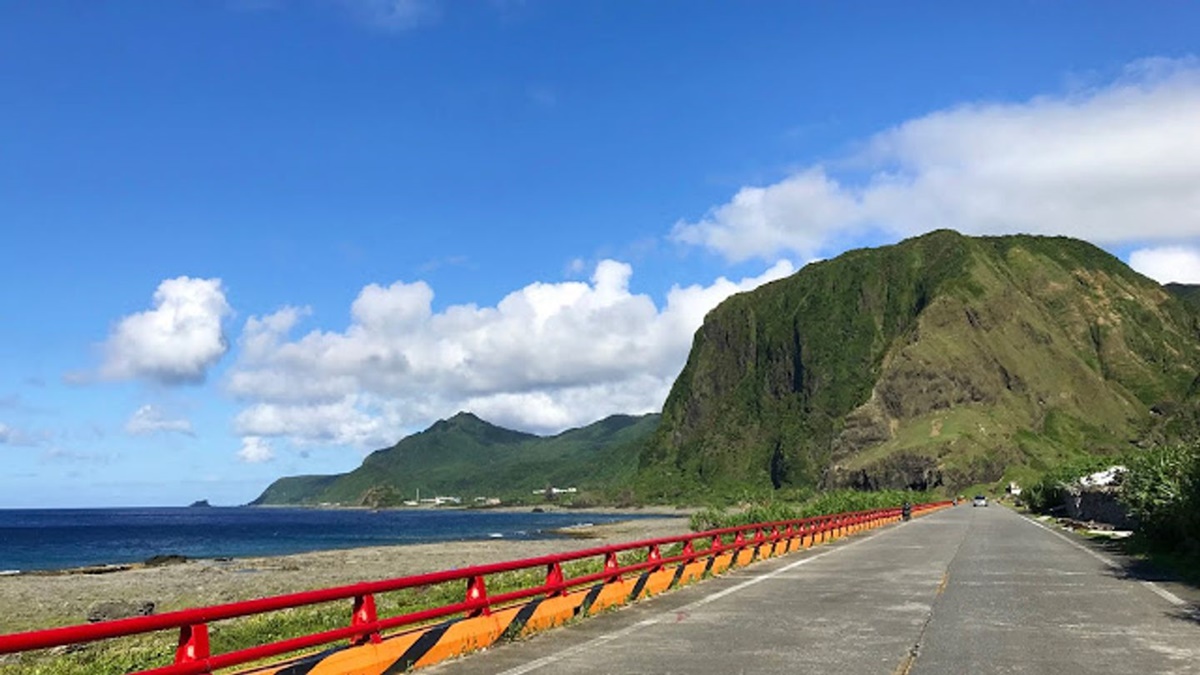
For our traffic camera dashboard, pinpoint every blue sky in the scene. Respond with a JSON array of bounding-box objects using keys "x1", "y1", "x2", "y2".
[{"x1": 3, "y1": 1, "x2": 1200, "y2": 507}]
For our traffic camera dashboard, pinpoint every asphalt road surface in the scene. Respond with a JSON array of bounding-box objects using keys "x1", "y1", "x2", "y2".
[{"x1": 426, "y1": 504, "x2": 1200, "y2": 674}]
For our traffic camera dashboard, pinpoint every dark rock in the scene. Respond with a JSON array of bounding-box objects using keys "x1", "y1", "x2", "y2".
[
  {"x1": 1063, "y1": 487, "x2": 1136, "y2": 530},
  {"x1": 144, "y1": 554, "x2": 188, "y2": 567},
  {"x1": 827, "y1": 452, "x2": 944, "y2": 491},
  {"x1": 87, "y1": 601, "x2": 155, "y2": 623}
]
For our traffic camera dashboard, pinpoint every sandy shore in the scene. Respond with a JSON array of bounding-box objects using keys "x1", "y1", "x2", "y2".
[{"x1": 0, "y1": 510, "x2": 692, "y2": 635}]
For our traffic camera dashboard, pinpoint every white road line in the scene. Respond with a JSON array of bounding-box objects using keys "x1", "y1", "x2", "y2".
[
  {"x1": 493, "y1": 527, "x2": 887, "y2": 675},
  {"x1": 1017, "y1": 512, "x2": 1190, "y2": 608}
]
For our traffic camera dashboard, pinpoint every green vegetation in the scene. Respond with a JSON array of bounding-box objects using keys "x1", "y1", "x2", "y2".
[
  {"x1": 1121, "y1": 441, "x2": 1200, "y2": 555},
  {"x1": 688, "y1": 490, "x2": 916, "y2": 531},
  {"x1": 640, "y1": 230, "x2": 1200, "y2": 501},
  {"x1": 1164, "y1": 283, "x2": 1200, "y2": 312},
  {"x1": 1020, "y1": 456, "x2": 1119, "y2": 514},
  {"x1": 253, "y1": 412, "x2": 658, "y2": 506},
  {"x1": 1019, "y1": 440, "x2": 1200, "y2": 556},
  {"x1": 1017, "y1": 438, "x2": 1200, "y2": 589}
]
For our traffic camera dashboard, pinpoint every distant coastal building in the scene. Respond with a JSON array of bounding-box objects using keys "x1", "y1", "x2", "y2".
[
  {"x1": 532, "y1": 487, "x2": 578, "y2": 495},
  {"x1": 403, "y1": 489, "x2": 461, "y2": 507}
]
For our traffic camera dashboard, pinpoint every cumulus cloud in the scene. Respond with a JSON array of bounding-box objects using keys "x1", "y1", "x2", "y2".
[
  {"x1": 1128, "y1": 246, "x2": 1200, "y2": 285},
  {"x1": 125, "y1": 405, "x2": 195, "y2": 437},
  {"x1": 99, "y1": 277, "x2": 232, "y2": 385},
  {"x1": 238, "y1": 436, "x2": 275, "y2": 463},
  {"x1": 229, "y1": 259, "x2": 794, "y2": 447},
  {"x1": 674, "y1": 58, "x2": 1200, "y2": 261},
  {"x1": 234, "y1": 396, "x2": 393, "y2": 447}
]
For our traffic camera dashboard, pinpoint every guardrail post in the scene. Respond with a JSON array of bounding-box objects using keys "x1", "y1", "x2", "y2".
[
  {"x1": 647, "y1": 544, "x2": 662, "y2": 572},
  {"x1": 175, "y1": 623, "x2": 210, "y2": 670},
  {"x1": 351, "y1": 593, "x2": 381, "y2": 645},
  {"x1": 466, "y1": 575, "x2": 490, "y2": 617},
  {"x1": 680, "y1": 540, "x2": 695, "y2": 562},
  {"x1": 604, "y1": 551, "x2": 622, "y2": 583},
  {"x1": 545, "y1": 562, "x2": 566, "y2": 597}
]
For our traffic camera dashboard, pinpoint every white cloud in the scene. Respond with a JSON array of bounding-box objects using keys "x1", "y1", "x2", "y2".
[
  {"x1": 40, "y1": 447, "x2": 110, "y2": 464},
  {"x1": 99, "y1": 277, "x2": 232, "y2": 385},
  {"x1": 674, "y1": 58, "x2": 1200, "y2": 261},
  {"x1": 0, "y1": 422, "x2": 39, "y2": 447},
  {"x1": 228, "y1": 259, "x2": 794, "y2": 447},
  {"x1": 125, "y1": 405, "x2": 195, "y2": 437},
  {"x1": 238, "y1": 436, "x2": 275, "y2": 463},
  {"x1": 1128, "y1": 246, "x2": 1200, "y2": 284},
  {"x1": 234, "y1": 396, "x2": 393, "y2": 447},
  {"x1": 337, "y1": 0, "x2": 438, "y2": 31}
]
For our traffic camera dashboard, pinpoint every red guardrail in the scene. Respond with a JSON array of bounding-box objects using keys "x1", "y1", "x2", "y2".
[{"x1": 0, "y1": 501, "x2": 952, "y2": 674}]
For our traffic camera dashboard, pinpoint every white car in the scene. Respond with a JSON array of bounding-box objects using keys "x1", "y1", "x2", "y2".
[{"x1": 972, "y1": 495, "x2": 988, "y2": 507}]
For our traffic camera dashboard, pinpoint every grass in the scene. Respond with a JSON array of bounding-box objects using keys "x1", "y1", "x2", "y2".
[{"x1": 687, "y1": 490, "x2": 915, "y2": 532}]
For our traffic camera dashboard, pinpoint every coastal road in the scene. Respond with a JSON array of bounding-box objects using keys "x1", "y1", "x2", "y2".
[{"x1": 426, "y1": 504, "x2": 1200, "y2": 674}]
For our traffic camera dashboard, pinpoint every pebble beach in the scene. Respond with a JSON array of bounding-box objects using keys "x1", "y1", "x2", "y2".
[{"x1": 0, "y1": 510, "x2": 692, "y2": 635}]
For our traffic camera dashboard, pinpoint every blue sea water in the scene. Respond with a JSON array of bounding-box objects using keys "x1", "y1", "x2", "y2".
[{"x1": 0, "y1": 507, "x2": 652, "y2": 573}]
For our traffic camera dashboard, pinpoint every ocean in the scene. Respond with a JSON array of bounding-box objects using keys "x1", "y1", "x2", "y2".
[{"x1": 0, "y1": 507, "x2": 652, "y2": 573}]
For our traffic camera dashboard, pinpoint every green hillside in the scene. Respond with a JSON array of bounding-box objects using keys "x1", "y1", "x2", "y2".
[
  {"x1": 638, "y1": 230, "x2": 1200, "y2": 499},
  {"x1": 251, "y1": 412, "x2": 658, "y2": 506},
  {"x1": 1166, "y1": 283, "x2": 1200, "y2": 312}
]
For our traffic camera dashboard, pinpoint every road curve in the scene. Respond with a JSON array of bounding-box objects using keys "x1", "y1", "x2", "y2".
[{"x1": 426, "y1": 505, "x2": 1200, "y2": 674}]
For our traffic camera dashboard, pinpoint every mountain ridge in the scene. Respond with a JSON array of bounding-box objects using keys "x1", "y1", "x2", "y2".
[
  {"x1": 637, "y1": 230, "x2": 1200, "y2": 499},
  {"x1": 251, "y1": 412, "x2": 659, "y2": 506}
]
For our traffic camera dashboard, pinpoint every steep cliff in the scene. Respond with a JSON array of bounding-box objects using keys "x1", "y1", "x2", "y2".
[{"x1": 639, "y1": 231, "x2": 1200, "y2": 497}]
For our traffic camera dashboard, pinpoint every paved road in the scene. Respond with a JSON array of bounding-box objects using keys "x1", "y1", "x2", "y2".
[{"x1": 426, "y1": 505, "x2": 1200, "y2": 674}]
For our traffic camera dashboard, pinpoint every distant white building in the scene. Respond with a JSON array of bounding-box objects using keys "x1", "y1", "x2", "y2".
[{"x1": 532, "y1": 486, "x2": 578, "y2": 495}]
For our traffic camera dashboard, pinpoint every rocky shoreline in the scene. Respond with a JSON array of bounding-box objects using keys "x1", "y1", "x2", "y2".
[{"x1": 0, "y1": 512, "x2": 691, "y2": 635}]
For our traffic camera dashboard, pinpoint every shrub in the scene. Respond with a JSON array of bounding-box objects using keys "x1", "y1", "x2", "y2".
[
  {"x1": 688, "y1": 490, "x2": 914, "y2": 531},
  {"x1": 1021, "y1": 456, "x2": 1116, "y2": 513},
  {"x1": 1120, "y1": 442, "x2": 1200, "y2": 552}
]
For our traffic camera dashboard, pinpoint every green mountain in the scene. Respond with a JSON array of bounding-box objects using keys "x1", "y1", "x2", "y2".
[
  {"x1": 251, "y1": 412, "x2": 659, "y2": 506},
  {"x1": 637, "y1": 230, "x2": 1200, "y2": 499},
  {"x1": 1166, "y1": 283, "x2": 1200, "y2": 312}
]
